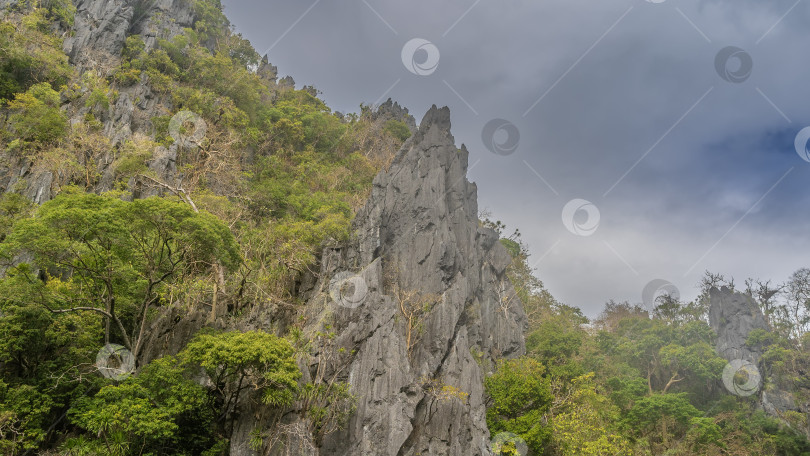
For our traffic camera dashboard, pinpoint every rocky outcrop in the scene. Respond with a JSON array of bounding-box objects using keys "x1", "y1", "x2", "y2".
[
  {"x1": 231, "y1": 106, "x2": 527, "y2": 455},
  {"x1": 708, "y1": 286, "x2": 769, "y2": 363},
  {"x1": 64, "y1": 0, "x2": 196, "y2": 69},
  {"x1": 62, "y1": 0, "x2": 134, "y2": 68},
  {"x1": 349, "y1": 98, "x2": 417, "y2": 164},
  {"x1": 709, "y1": 286, "x2": 808, "y2": 434},
  {"x1": 0, "y1": 157, "x2": 54, "y2": 204},
  {"x1": 371, "y1": 98, "x2": 418, "y2": 133}
]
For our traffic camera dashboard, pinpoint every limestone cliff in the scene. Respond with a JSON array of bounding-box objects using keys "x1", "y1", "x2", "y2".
[
  {"x1": 0, "y1": 0, "x2": 528, "y2": 452},
  {"x1": 230, "y1": 106, "x2": 527, "y2": 455}
]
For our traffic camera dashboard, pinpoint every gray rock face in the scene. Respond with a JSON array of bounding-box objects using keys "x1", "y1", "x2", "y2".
[
  {"x1": 0, "y1": 156, "x2": 53, "y2": 204},
  {"x1": 708, "y1": 286, "x2": 769, "y2": 363},
  {"x1": 233, "y1": 105, "x2": 527, "y2": 456},
  {"x1": 63, "y1": 0, "x2": 196, "y2": 69},
  {"x1": 130, "y1": 0, "x2": 196, "y2": 51},
  {"x1": 761, "y1": 388, "x2": 799, "y2": 417},
  {"x1": 62, "y1": 0, "x2": 134, "y2": 67}
]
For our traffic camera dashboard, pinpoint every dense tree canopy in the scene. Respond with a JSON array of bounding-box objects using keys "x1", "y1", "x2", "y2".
[
  {"x1": 1, "y1": 191, "x2": 240, "y2": 361},
  {"x1": 486, "y1": 224, "x2": 810, "y2": 456}
]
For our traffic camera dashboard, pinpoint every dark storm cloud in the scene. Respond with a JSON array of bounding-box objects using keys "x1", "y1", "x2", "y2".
[{"x1": 223, "y1": 0, "x2": 810, "y2": 316}]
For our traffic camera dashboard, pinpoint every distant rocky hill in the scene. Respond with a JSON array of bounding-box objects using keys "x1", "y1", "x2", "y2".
[{"x1": 709, "y1": 286, "x2": 809, "y2": 438}]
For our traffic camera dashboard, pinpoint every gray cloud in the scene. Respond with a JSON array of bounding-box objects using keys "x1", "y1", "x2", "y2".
[{"x1": 223, "y1": 0, "x2": 810, "y2": 316}]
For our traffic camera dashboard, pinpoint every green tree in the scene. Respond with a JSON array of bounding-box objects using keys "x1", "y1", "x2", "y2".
[
  {"x1": 383, "y1": 119, "x2": 411, "y2": 142},
  {"x1": 622, "y1": 393, "x2": 701, "y2": 452},
  {"x1": 0, "y1": 268, "x2": 101, "y2": 454},
  {"x1": 0, "y1": 190, "x2": 241, "y2": 362},
  {"x1": 70, "y1": 357, "x2": 215, "y2": 455},
  {"x1": 5, "y1": 82, "x2": 68, "y2": 149},
  {"x1": 181, "y1": 330, "x2": 300, "y2": 438},
  {"x1": 526, "y1": 313, "x2": 586, "y2": 380},
  {"x1": 485, "y1": 357, "x2": 553, "y2": 452},
  {"x1": 658, "y1": 339, "x2": 726, "y2": 393},
  {"x1": 598, "y1": 316, "x2": 724, "y2": 396},
  {"x1": 0, "y1": 192, "x2": 33, "y2": 242},
  {"x1": 550, "y1": 373, "x2": 633, "y2": 456}
]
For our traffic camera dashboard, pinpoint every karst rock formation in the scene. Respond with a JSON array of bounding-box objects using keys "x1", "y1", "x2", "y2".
[
  {"x1": 0, "y1": 0, "x2": 528, "y2": 452},
  {"x1": 229, "y1": 106, "x2": 527, "y2": 455}
]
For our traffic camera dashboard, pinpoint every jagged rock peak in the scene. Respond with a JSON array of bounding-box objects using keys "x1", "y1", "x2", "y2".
[
  {"x1": 420, "y1": 103, "x2": 451, "y2": 130},
  {"x1": 370, "y1": 98, "x2": 417, "y2": 133},
  {"x1": 407, "y1": 103, "x2": 451, "y2": 144},
  {"x1": 231, "y1": 106, "x2": 527, "y2": 455},
  {"x1": 257, "y1": 54, "x2": 278, "y2": 83}
]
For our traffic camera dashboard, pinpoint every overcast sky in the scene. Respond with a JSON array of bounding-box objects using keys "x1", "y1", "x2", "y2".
[{"x1": 221, "y1": 0, "x2": 810, "y2": 317}]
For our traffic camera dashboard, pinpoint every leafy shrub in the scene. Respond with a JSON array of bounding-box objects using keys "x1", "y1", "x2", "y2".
[
  {"x1": 485, "y1": 358, "x2": 553, "y2": 452},
  {"x1": 383, "y1": 119, "x2": 411, "y2": 142},
  {"x1": 112, "y1": 135, "x2": 157, "y2": 179},
  {"x1": 5, "y1": 82, "x2": 68, "y2": 148},
  {"x1": 0, "y1": 9, "x2": 71, "y2": 101},
  {"x1": 113, "y1": 66, "x2": 142, "y2": 86},
  {"x1": 70, "y1": 357, "x2": 216, "y2": 455},
  {"x1": 121, "y1": 35, "x2": 146, "y2": 61},
  {"x1": 182, "y1": 330, "x2": 300, "y2": 408}
]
